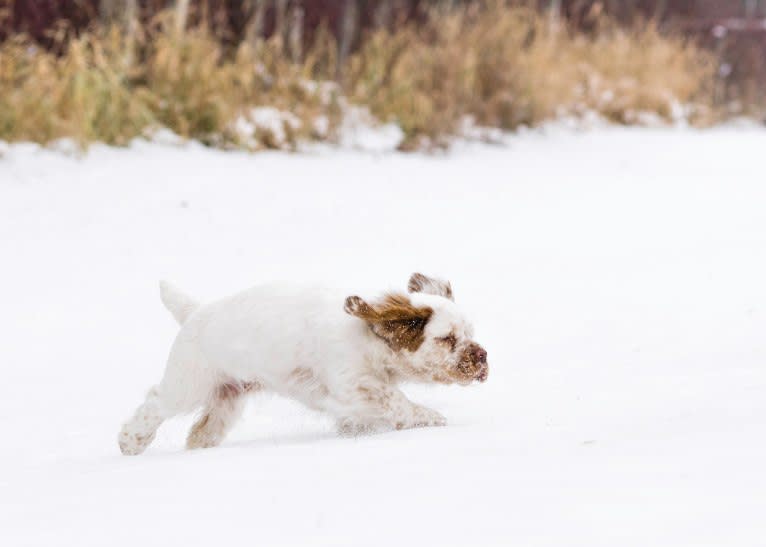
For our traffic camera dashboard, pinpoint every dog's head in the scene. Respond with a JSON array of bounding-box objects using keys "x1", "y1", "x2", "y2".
[{"x1": 344, "y1": 273, "x2": 488, "y2": 385}]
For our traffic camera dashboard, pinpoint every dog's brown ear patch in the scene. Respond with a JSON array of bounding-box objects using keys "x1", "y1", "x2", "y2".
[
  {"x1": 344, "y1": 295, "x2": 376, "y2": 318},
  {"x1": 345, "y1": 293, "x2": 433, "y2": 352},
  {"x1": 408, "y1": 272, "x2": 453, "y2": 301}
]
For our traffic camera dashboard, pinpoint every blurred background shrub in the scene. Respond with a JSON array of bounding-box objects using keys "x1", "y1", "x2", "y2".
[{"x1": 0, "y1": 1, "x2": 762, "y2": 149}]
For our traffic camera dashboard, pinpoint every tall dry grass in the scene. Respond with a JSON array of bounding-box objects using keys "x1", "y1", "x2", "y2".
[
  {"x1": 0, "y1": 2, "x2": 717, "y2": 151},
  {"x1": 348, "y1": 3, "x2": 716, "y2": 147},
  {"x1": 0, "y1": 14, "x2": 342, "y2": 149}
]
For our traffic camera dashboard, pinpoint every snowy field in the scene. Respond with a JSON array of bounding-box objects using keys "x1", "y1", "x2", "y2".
[{"x1": 1, "y1": 127, "x2": 765, "y2": 546}]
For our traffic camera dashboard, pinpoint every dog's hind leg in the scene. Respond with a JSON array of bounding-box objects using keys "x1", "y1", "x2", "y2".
[
  {"x1": 118, "y1": 384, "x2": 171, "y2": 455},
  {"x1": 119, "y1": 339, "x2": 215, "y2": 455},
  {"x1": 119, "y1": 375, "x2": 216, "y2": 455},
  {"x1": 186, "y1": 382, "x2": 259, "y2": 450}
]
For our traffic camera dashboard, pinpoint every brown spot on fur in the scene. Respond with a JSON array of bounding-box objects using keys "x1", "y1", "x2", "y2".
[
  {"x1": 288, "y1": 367, "x2": 314, "y2": 384},
  {"x1": 345, "y1": 292, "x2": 433, "y2": 352},
  {"x1": 288, "y1": 368, "x2": 330, "y2": 398},
  {"x1": 357, "y1": 385, "x2": 393, "y2": 407},
  {"x1": 408, "y1": 272, "x2": 453, "y2": 301},
  {"x1": 189, "y1": 413, "x2": 210, "y2": 436},
  {"x1": 216, "y1": 381, "x2": 261, "y2": 400}
]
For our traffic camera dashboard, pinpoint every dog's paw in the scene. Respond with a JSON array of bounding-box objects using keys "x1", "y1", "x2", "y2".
[
  {"x1": 118, "y1": 426, "x2": 155, "y2": 456},
  {"x1": 411, "y1": 407, "x2": 447, "y2": 428},
  {"x1": 336, "y1": 417, "x2": 387, "y2": 437}
]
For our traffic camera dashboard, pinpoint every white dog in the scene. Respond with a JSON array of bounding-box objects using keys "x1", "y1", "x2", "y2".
[{"x1": 118, "y1": 273, "x2": 488, "y2": 455}]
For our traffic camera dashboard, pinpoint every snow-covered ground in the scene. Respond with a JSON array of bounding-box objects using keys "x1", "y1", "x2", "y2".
[{"x1": 1, "y1": 127, "x2": 765, "y2": 546}]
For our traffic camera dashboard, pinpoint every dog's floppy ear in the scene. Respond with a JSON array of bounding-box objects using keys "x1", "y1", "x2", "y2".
[
  {"x1": 344, "y1": 295, "x2": 376, "y2": 319},
  {"x1": 408, "y1": 272, "x2": 453, "y2": 301},
  {"x1": 344, "y1": 293, "x2": 433, "y2": 351}
]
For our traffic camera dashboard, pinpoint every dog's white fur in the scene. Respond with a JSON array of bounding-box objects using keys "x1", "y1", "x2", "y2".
[{"x1": 119, "y1": 274, "x2": 488, "y2": 455}]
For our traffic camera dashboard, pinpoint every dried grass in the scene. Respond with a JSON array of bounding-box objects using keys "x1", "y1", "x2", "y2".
[
  {"x1": 0, "y1": 2, "x2": 717, "y2": 150},
  {"x1": 348, "y1": 2, "x2": 716, "y2": 147},
  {"x1": 0, "y1": 14, "x2": 341, "y2": 149}
]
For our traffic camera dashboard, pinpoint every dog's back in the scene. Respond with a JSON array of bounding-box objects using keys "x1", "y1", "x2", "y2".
[{"x1": 185, "y1": 283, "x2": 365, "y2": 385}]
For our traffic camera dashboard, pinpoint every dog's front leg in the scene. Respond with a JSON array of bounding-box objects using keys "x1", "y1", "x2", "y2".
[
  {"x1": 391, "y1": 397, "x2": 447, "y2": 431},
  {"x1": 337, "y1": 381, "x2": 446, "y2": 436}
]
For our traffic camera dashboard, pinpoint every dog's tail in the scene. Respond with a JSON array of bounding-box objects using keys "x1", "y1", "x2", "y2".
[{"x1": 159, "y1": 280, "x2": 199, "y2": 325}]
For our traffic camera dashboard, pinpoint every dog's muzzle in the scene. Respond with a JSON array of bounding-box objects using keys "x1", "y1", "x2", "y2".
[{"x1": 458, "y1": 343, "x2": 489, "y2": 383}]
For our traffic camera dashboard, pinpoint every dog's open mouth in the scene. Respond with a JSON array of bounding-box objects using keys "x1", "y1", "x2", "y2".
[{"x1": 476, "y1": 364, "x2": 489, "y2": 383}]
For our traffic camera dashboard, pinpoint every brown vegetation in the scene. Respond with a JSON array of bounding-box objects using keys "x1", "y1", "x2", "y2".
[{"x1": 0, "y1": 2, "x2": 720, "y2": 150}]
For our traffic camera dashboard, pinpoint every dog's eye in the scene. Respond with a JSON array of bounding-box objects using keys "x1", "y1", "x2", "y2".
[{"x1": 437, "y1": 334, "x2": 457, "y2": 352}]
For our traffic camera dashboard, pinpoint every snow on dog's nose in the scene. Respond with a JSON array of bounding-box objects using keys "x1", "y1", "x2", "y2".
[
  {"x1": 457, "y1": 343, "x2": 489, "y2": 383},
  {"x1": 471, "y1": 345, "x2": 487, "y2": 364},
  {"x1": 468, "y1": 344, "x2": 488, "y2": 382},
  {"x1": 473, "y1": 346, "x2": 489, "y2": 382}
]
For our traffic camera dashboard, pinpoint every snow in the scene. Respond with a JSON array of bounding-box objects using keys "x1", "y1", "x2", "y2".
[
  {"x1": 335, "y1": 105, "x2": 404, "y2": 152},
  {"x1": 1, "y1": 127, "x2": 765, "y2": 546},
  {"x1": 232, "y1": 107, "x2": 304, "y2": 149}
]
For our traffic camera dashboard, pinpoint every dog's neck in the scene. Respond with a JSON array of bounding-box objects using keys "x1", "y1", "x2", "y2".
[{"x1": 361, "y1": 328, "x2": 429, "y2": 384}]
